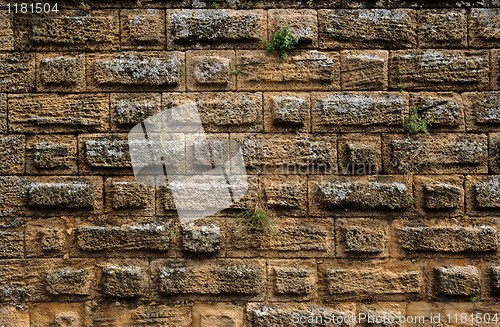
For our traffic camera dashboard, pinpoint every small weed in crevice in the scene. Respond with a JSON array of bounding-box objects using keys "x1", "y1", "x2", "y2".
[
  {"x1": 240, "y1": 197, "x2": 274, "y2": 235},
  {"x1": 406, "y1": 108, "x2": 429, "y2": 134},
  {"x1": 260, "y1": 26, "x2": 299, "y2": 60}
]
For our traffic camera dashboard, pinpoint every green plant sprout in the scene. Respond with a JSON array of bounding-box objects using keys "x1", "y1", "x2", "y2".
[
  {"x1": 240, "y1": 196, "x2": 274, "y2": 234},
  {"x1": 260, "y1": 26, "x2": 299, "y2": 60},
  {"x1": 406, "y1": 108, "x2": 429, "y2": 134}
]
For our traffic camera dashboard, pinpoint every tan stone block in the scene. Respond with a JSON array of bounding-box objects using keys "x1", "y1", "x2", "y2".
[
  {"x1": 105, "y1": 176, "x2": 155, "y2": 216},
  {"x1": 0, "y1": 306, "x2": 29, "y2": 327},
  {"x1": 263, "y1": 92, "x2": 310, "y2": 133},
  {"x1": 0, "y1": 134, "x2": 24, "y2": 174},
  {"x1": 121, "y1": 9, "x2": 166, "y2": 50},
  {"x1": 268, "y1": 9, "x2": 318, "y2": 48},
  {"x1": 8, "y1": 93, "x2": 109, "y2": 133},
  {"x1": 469, "y1": 9, "x2": 500, "y2": 48},
  {"x1": 90, "y1": 304, "x2": 192, "y2": 326},
  {"x1": 267, "y1": 259, "x2": 316, "y2": 301},
  {"x1": 493, "y1": 50, "x2": 500, "y2": 90},
  {"x1": 262, "y1": 175, "x2": 307, "y2": 217},
  {"x1": 418, "y1": 9, "x2": 467, "y2": 48},
  {"x1": 30, "y1": 302, "x2": 85, "y2": 327},
  {"x1": 489, "y1": 133, "x2": 500, "y2": 173},
  {"x1": 187, "y1": 50, "x2": 236, "y2": 91},
  {"x1": 110, "y1": 92, "x2": 161, "y2": 131},
  {"x1": 336, "y1": 218, "x2": 390, "y2": 258},
  {"x1": 26, "y1": 219, "x2": 67, "y2": 257},
  {"x1": 409, "y1": 92, "x2": 464, "y2": 132},
  {"x1": 236, "y1": 50, "x2": 341, "y2": 91},
  {"x1": 466, "y1": 175, "x2": 500, "y2": 214},
  {"x1": 0, "y1": 93, "x2": 6, "y2": 133},
  {"x1": 193, "y1": 303, "x2": 244, "y2": 327},
  {"x1": 26, "y1": 135, "x2": 78, "y2": 175},
  {"x1": 78, "y1": 133, "x2": 132, "y2": 175},
  {"x1": 338, "y1": 134, "x2": 381, "y2": 175},
  {"x1": 0, "y1": 10, "x2": 13, "y2": 51},
  {"x1": 0, "y1": 53, "x2": 35, "y2": 92},
  {"x1": 341, "y1": 50, "x2": 388, "y2": 90},
  {"x1": 36, "y1": 53, "x2": 86, "y2": 92},
  {"x1": 413, "y1": 175, "x2": 464, "y2": 217},
  {"x1": 463, "y1": 92, "x2": 500, "y2": 132}
]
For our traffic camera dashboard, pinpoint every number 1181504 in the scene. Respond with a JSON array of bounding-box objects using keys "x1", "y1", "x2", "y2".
[{"x1": 7, "y1": 3, "x2": 58, "y2": 13}]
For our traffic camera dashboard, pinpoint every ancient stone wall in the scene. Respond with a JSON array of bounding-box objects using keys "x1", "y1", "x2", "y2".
[{"x1": 0, "y1": 0, "x2": 499, "y2": 325}]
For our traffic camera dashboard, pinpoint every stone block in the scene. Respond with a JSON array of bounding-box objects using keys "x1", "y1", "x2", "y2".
[
  {"x1": 489, "y1": 133, "x2": 500, "y2": 173},
  {"x1": 264, "y1": 92, "x2": 310, "y2": 133},
  {"x1": 340, "y1": 50, "x2": 388, "y2": 90},
  {"x1": 26, "y1": 220, "x2": 67, "y2": 257},
  {"x1": 417, "y1": 10, "x2": 467, "y2": 48},
  {"x1": 493, "y1": 50, "x2": 500, "y2": 90},
  {"x1": 192, "y1": 303, "x2": 244, "y2": 327},
  {"x1": 268, "y1": 9, "x2": 318, "y2": 48},
  {"x1": 0, "y1": 229, "x2": 23, "y2": 258},
  {"x1": 268, "y1": 260, "x2": 316, "y2": 300},
  {"x1": 110, "y1": 92, "x2": 161, "y2": 131},
  {"x1": 409, "y1": 92, "x2": 464, "y2": 131},
  {"x1": 101, "y1": 264, "x2": 146, "y2": 297},
  {"x1": 336, "y1": 219, "x2": 389, "y2": 257},
  {"x1": 26, "y1": 135, "x2": 78, "y2": 175},
  {"x1": 0, "y1": 135, "x2": 24, "y2": 174},
  {"x1": 0, "y1": 53, "x2": 34, "y2": 92},
  {"x1": 0, "y1": 93, "x2": 6, "y2": 133},
  {"x1": 181, "y1": 222, "x2": 222, "y2": 254},
  {"x1": 386, "y1": 0, "x2": 487, "y2": 7},
  {"x1": 469, "y1": 9, "x2": 500, "y2": 48},
  {"x1": 30, "y1": 303, "x2": 84, "y2": 327},
  {"x1": 413, "y1": 176, "x2": 464, "y2": 215},
  {"x1": 37, "y1": 54, "x2": 85, "y2": 92},
  {"x1": 105, "y1": 177, "x2": 155, "y2": 216},
  {"x1": 0, "y1": 11, "x2": 13, "y2": 51},
  {"x1": 318, "y1": 9, "x2": 417, "y2": 49},
  {"x1": 45, "y1": 267, "x2": 93, "y2": 296},
  {"x1": 187, "y1": 50, "x2": 236, "y2": 91},
  {"x1": 491, "y1": 266, "x2": 500, "y2": 294},
  {"x1": 262, "y1": 175, "x2": 308, "y2": 217},
  {"x1": 236, "y1": 50, "x2": 340, "y2": 91},
  {"x1": 121, "y1": 9, "x2": 165, "y2": 50},
  {"x1": 27, "y1": 179, "x2": 97, "y2": 210},
  {"x1": 90, "y1": 304, "x2": 191, "y2": 326},
  {"x1": 79, "y1": 134, "x2": 132, "y2": 174},
  {"x1": 463, "y1": 92, "x2": 500, "y2": 131},
  {"x1": 0, "y1": 306, "x2": 29, "y2": 326},
  {"x1": 469, "y1": 176, "x2": 500, "y2": 210},
  {"x1": 435, "y1": 266, "x2": 480, "y2": 296},
  {"x1": 338, "y1": 134, "x2": 380, "y2": 175}
]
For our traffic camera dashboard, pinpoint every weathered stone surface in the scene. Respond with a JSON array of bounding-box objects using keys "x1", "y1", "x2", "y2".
[
  {"x1": 311, "y1": 92, "x2": 407, "y2": 132},
  {"x1": 101, "y1": 264, "x2": 146, "y2": 297},
  {"x1": 105, "y1": 178, "x2": 154, "y2": 216},
  {"x1": 491, "y1": 266, "x2": 500, "y2": 294},
  {"x1": 26, "y1": 221, "x2": 66, "y2": 257},
  {"x1": 0, "y1": 176, "x2": 26, "y2": 217},
  {"x1": 423, "y1": 183, "x2": 463, "y2": 210},
  {"x1": 323, "y1": 264, "x2": 422, "y2": 298},
  {"x1": 87, "y1": 52, "x2": 184, "y2": 91},
  {"x1": 181, "y1": 222, "x2": 221, "y2": 254},
  {"x1": 338, "y1": 135, "x2": 380, "y2": 175},
  {"x1": 187, "y1": 50, "x2": 236, "y2": 91},
  {"x1": 435, "y1": 266, "x2": 480, "y2": 296},
  {"x1": 237, "y1": 50, "x2": 340, "y2": 91},
  {"x1": 418, "y1": 10, "x2": 467, "y2": 48},
  {"x1": 409, "y1": 92, "x2": 464, "y2": 130},
  {"x1": 27, "y1": 180, "x2": 96, "y2": 209},
  {"x1": 398, "y1": 226, "x2": 498, "y2": 252},
  {"x1": 0, "y1": 135, "x2": 24, "y2": 174},
  {"x1": 0, "y1": 307, "x2": 29, "y2": 327},
  {"x1": 110, "y1": 93, "x2": 161, "y2": 131},
  {"x1": 81, "y1": 135, "x2": 131, "y2": 172},
  {"x1": 493, "y1": 50, "x2": 500, "y2": 90},
  {"x1": 264, "y1": 93, "x2": 310, "y2": 132},
  {"x1": 469, "y1": 9, "x2": 500, "y2": 48},
  {"x1": 0, "y1": 93, "x2": 6, "y2": 133},
  {"x1": 192, "y1": 303, "x2": 244, "y2": 327},
  {"x1": 336, "y1": 219, "x2": 389, "y2": 258},
  {"x1": 247, "y1": 303, "x2": 356, "y2": 327},
  {"x1": 0, "y1": 230, "x2": 23, "y2": 258},
  {"x1": 76, "y1": 224, "x2": 171, "y2": 252},
  {"x1": 463, "y1": 92, "x2": 500, "y2": 131},
  {"x1": 26, "y1": 135, "x2": 78, "y2": 175},
  {"x1": 15, "y1": 10, "x2": 119, "y2": 51},
  {"x1": 489, "y1": 133, "x2": 500, "y2": 173},
  {"x1": 0, "y1": 53, "x2": 34, "y2": 92},
  {"x1": 314, "y1": 177, "x2": 409, "y2": 212},
  {"x1": 30, "y1": 303, "x2": 84, "y2": 327},
  {"x1": 45, "y1": 268, "x2": 92, "y2": 296},
  {"x1": 37, "y1": 54, "x2": 85, "y2": 92},
  {"x1": 0, "y1": 11, "x2": 13, "y2": 51},
  {"x1": 168, "y1": 9, "x2": 266, "y2": 49},
  {"x1": 268, "y1": 9, "x2": 318, "y2": 48},
  {"x1": 383, "y1": 133, "x2": 488, "y2": 174},
  {"x1": 153, "y1": 259, "x2": 266, "y2": 297},
  {"x1": 8, "y1": 93, "x2": 109, "y2": 133},
  {"x1": 232, "y1": 134, "x2": 337, "y2": 174},
  {"x1": 162, "y1": 92, "x2": 262, "y2": 132},
  {"x1": 343, "y1": 226, "x2": 386, "y2": 254},
  {"x1": 471, "y1": 176, "x2": 500, "y2": 209},
  {"x1": 318, "y1": 9, "x2": 417, "y2": 49},
  {"x1": 413, "y1": 174, "x2": 464, "y2": 215},
  {"x1": 269, "y1": 260, "x2": 315, "y2": 299},
  {"x1": 263, "y1": 175, "x2": 307, "y2": 217},
  {"x1": 341, "y1": 50, "x2": 388, "y2": 90},
  {"x1": 120, "y1": 9, "x2": 165, "y2": 49},
  {"x1": 389, "y1": 50, "x2": 489, "y2": 91}
]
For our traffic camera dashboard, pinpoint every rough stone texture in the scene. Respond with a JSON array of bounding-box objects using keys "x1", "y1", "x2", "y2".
[
  {"x1": 26, "y1": 135, "x2": 78, "y2": 175},
  {"x1": 264, "y1": 92, "x2": 310, "y2": 133},
  {"x1": 87, "y1": 52, "x2": 185, "y2": 91},
  {"x1": 417, "y1": 10, "x2": 467, "y2": 48},
  {"x1": 469, "y1": 9, "x2": 500, "y2": 48},
  {"x1": 413, "y1": 176, "x2": 464, "y2": 213},
  {"x1": 318, "y1": 9, "x2": 417, "y2": 49},
  {"x1": 237, "y1": 50, "x2": 340, "y2": 91},
  {"x1": 105, "y1": 177, "x2": 155, "y2": 216},
  {"x1": 268, "y1": 9, "x2": 318, "y2": 48},
  {"x1": 383, "y1": 133, "x2": 488, "y2": 174},
  {"x1": 80, "y1": 134, "x2": 131, "y2": 173},
  {"x1": 181, "y1": 222, "x2": 222, "y2": 254},
  {"x1": 489, "y1": 133, "x2": 500, "y2": 173},
  {"x1": 269, "y1": 260, "x2": 316, "y2": 299},
  {"x1": 386, "y1": 0, "x2": 488, "y2": 7},
  {"x1": 463, "y1": 92, "x2": 500, "y2": 131},
  {"x1": 0, "y1": 11, "x2": 13, "y2": 51},
  {"x1": 153, "y1": 259, "x2": 266, "y2": 298},
  {"x1": 469, "y1": 176, "x2": 500, "y2": 210},
  {"x1": 338, "y1": 134, "x2": 380, "y2": 175},
  {"x1": 311, "y1": 92, "x2": 408, "y2": 132},
  {"x1": 192, "y1": 303, "x2": 244, "y2": 327},
  {"x1": 491, "y1": 266, "x2": 500, "y2": 294},
  {"x1": 110, "y1": 92, "x2": 161, "y2": 131},
  {"x1": 15, "y1": 10, "x2": 120, "y2": 51},
  {"x1": 168, "y1": 9, "x2": 267, "y2": 49},
  {"x1": 26, "y1": 180, "x2": 96, "y2": 210},
  {"x1": 37, "y1": 54, "x2": 85, "y2": 92},
  {"x1": 101, "y1": 264, "x2": 146, "y2": 297},
  {"x1": 262, "y1": 175, "x2": 307, "y2": 217},
  {"x1": 0, "y1": 134, "x2": 24, "y2": 174},
  {"x1": 120, "y1": 9, "x2": 165, "y2": 50},
  {"x1": 493, "y1": 50, "x2": 500, "y2": 90},
  {"x1": 26, "y1": 221, "x2": 66, "y2": 257},
  {"x1": 90, "y1": 304, "x2": 192, "y2": 326},
  {"x1": 340, "y1": 50, "x2": 388, "y2": 90},
  {"x1": 434, "y1": 266, "x2": 480, "y2": 296},
  {"x1": 8, "y1": 93, "x2": 109, "y2": 133},
  {"x1": 337, "y1": 221, "x2": 388, "y2": 255},
  {"x1": 0, "y1": 93, "x2": 6, "y2": 133},
  {"x1": 398, "y1": 225, "x2": 498, "y2": 252},
  {"x1": 409, "y1": 92, "x2": 464, "y2": 131},
  {"x1": 0, "y1": 229, "x2": 23, "y2": 258},
  {"x1": 0, "y1": 307, "x2": 30, "y2": 326},
  {"x1": 0, "y1": 53, "x2": 34, "y2": 92},
  {"x1": 45, "y1": 267, "x2": 92, "y2": 296},
  {"x1": 389, "y1": 50, "x2": 490, "y2": 91},
  {"x1": 187, "y1": 50, "x2": 236, "y2": 91}
]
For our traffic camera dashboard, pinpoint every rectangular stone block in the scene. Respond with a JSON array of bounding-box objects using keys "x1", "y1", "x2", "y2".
[
  {"x1": 75, "y1": 223, "x2": 172, "y2": 253},
  {"x1": 383, "y1": 133, "x2": 488, "y2": 174},
  {"x1": 181, "y1": 220, "x2": 222, "y2": 254},
  {"x1": 467, "y1": 176, "x2": 500, "y2": 212},
  {"x1": 152, "y1": 259, "x2": 266, "y2": 299},
  {"x1": 320, "y1": 262, "x2": 422, "y2": 300},
  {"x1": 318, "y1": 9, "x2": 417, "y2": 49},
  {"x1": 309, "y1": 175, "x2": 410, "y2": 217},
  {"x1": 26, "y1": 220, "x2": 67, "y2": 257},
  {"x1": 26, "y1": 135, "x2": 78, "y2": 175},
  {"x1": 312, "y1": 92, "x2": 407, "y2": 132},
  {"x1": 0, "y1": 11, "x2": 13, "y2": 51},
  {"x1": 79, "y1": 134, "x2": 132, "y2": 174},
  {"x1": 264, "y1": 92, "x2": 310, "y2": 133},
  {"x1": 340, "y1": 50, "x2": 388, "y2": 90},
  {"x1": 0, "y1": 176, "x2": 25, "y2": 217},
  {"x1": 268, "y1": 9, "x2": 318, "y2": 48},
  {"x1": 493, "y1": 50, "x2": 500, "y2": 90},
  {"x1": 262, "y1": 175, "x2": 307, "y2": 217},
  {"x1": 0, "y1": 53, "x2": 35, "y2": 92},
  {"x1": 409, "y1": 92, "x2": 464, "y2": 131},
  {"x1": 268, "y1": 260, "x2": 316, "y2": 301},
  {"x1": 336, "y1": 218, "x2": 389, "y2": 258},
  {"x1": 100, "y1": 263, "x2": 147, "y2": 298},
  {"x1": 45, "y1": 267, "x2": 93, "y2": 296},
  {"x1": 0, "y1": 135, "x2": 24, "y2": 174},
  {"x1": 167, "y1": 9, "x2": 266, "y2": 49},
  {"x1": 0, "y1": 229, "x2": 23, "y2": 258},
  {"x1": 192, "y1": 303, "x2": 243, "y2": 327},
  {"x1": 15, "y1": 10, "x2": 119, "y2": 51},
  {"x1": 490, "y1": 133, "x2": 500, "y2": 173},
  {"x1": 469, "y1": 9, "x2": 500, "y2": 48},
  {"x1": 0, "y1": 93, "x2": 6, "y2": 133},
  {"x1": 162, "y1": 92, "x2": 262, "y2": 132},
  {"x1": 236, "y1": 50, "x2": 340, "y2": 91},
  {"x1": 105, "y1": 177, "x2": 155, "y2": 216},
  {"x1": 0, "y1": 307, "x2": 29, "y2": 326},
  {"x1": 87, "y1": 52, "x2": 185, "y2": 91},
  {"x1": 463, "y1": 92, "x2": 500, "y2": 131},
  {"x1": 30, "y1": 302, "x2": 84, "y2": 326},
  {"x1": 417, "y1": 10, "x2": 467, "y2": 48},
  {"x1": 434, "y1": 266, "x2": 480, "y2": 296},
  {"x1": 413, "y1": 175, "x2": 464, "y2": 216},
  {"x1": 338, "y1": 134, "x2": 381, "y2": 175},
  {"x1": 186, "y1": 50, "x2": 236, "y2": 91},
  {"x1": 110, "y1": 93, "x2": 161, "y2": 131},
  {"x1": 36, "y1": 54, "x2": 86, "y2": 92},
  {"x1": 231, "y1": 133, "x2": 337, "y2": 174},
  {"x1": 120, "y1": 9, "x2": 165, "y2": 50},
  {"x1": 386, "y1": 0, "x2": 488, "y2": 7},
  {"x1": 9, "y1": 93, "x2": 109, "y2": 133},
  {"x1": 389, "y1": 50, "x2": 489, "y2": 91}
]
